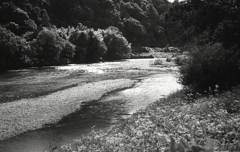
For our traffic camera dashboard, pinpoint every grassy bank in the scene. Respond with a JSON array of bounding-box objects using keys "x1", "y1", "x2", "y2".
[
  {"x1": 0, "y1": 79, "x2": 136, "y2": 141},
  {"x1": 58, "y1": 88, "x2": 240, "y2": 152}
]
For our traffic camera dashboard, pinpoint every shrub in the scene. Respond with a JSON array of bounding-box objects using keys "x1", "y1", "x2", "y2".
[
  {"x1": 5, "y1": 35, "x2": 29, "y2": 67},
  {"x1": 179, "y1": 43, "x2": 240, "y2": 92},
  {"x1": 121, "y1": 2, "x2": 146, "y2": 22},
  {"x1": 85, "y1": 30, "x2": 107, "y2": 62},
  {"x1": 58, "y1": 86, "x2": 240, "y2": 151},
  {"x1": 50, "y1": 26, "x2": 77, "y2": 40},
  {"x1": 0, "y1": 26, "x2": 30, "y2": 70},
  {"x1": 152, "y1": 58, "x2": 163, "y2": 65},
  {"x1": 59, "y1": 39, "x2": 75, "y2": 64},
  {"x1": 142, "y1": 47, "x2": 154, "y2": 53},
  {"x1": 217, "y1": 86, "x2": 240, "y2": 114},
  {"x1": 30, "y1": 28, "x2": 75, "y2": 66},
  {"x1": 69, "y1": 28, "x2": 107, "y2": 63},
  {"x1": 123, "y1": 17, "x2": 146, "y2": 37},
  {"x1": 0, "y1": 27, "x2": 15, "y2": 70},
  {"x1": 30, "y1": 29, "x2": 60, "y2": 66},
  {"x1": 69, "y1": 29, "x2": 89, "y2": 63},
  {"x1": 175, "y1": 56, "x2": 186, "y2": 66},
  {"x1": 166, "y1": 56, "x2": 172, "y2": 62},
  {"x1": 103, "y1": 26, "x2": 131, "y2": 60},
  {"x1": 165, "y1": 137, "x2": 215, "y2": 152}
]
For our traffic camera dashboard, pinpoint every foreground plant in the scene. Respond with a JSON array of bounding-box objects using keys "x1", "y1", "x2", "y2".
[
  {"x1": 165, "y1": 137, "x2": 215, "y2": 152},
  {"x1": 58, "y1": 88, "x2": 240, "y2": 152}
]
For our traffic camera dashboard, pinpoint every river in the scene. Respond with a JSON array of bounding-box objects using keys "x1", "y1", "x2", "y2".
[{"x1": 0, "y1": 59, "x2": 181, "y2": 152}]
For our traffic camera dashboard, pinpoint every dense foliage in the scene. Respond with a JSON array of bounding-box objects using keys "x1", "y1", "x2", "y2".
[
  {"x1": 167, "y1": 0, "x2": 240, "y2": 91},
  {"x1": 68, "y1": 28, "x2": 107, "y2": 63},
  {"x1": 59, "y1": 88, "x2": 240, "y2": 151},
  {"x1": 0, "y1": 26, "x2": 29, "y2": 70},
  {"x1": 47, "y1": 0, "x2": 171, "y2": 46},
  {"x1": 103, "y1": 26, "x2": 132, "y2": 60},
  {"x1": 30, "y1": 29, "x2": 76, "y2": 66},
  {"x1": 0, "y1": 24, "x2": 132, "y2": 70},
  {"x1": 179, "y1": 43, "x2": 240, "y2": 92},
  {"x1": 0, "y1": 0, "x2": 178, "y2": 71},
  {"x1": 0, "y1": 0, "x2": 174, "y2": 45}
]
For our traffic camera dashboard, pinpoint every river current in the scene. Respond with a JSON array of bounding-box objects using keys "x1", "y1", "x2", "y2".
[{"x1": 0, "y1": 59, "x2": 181, "y2": 152}]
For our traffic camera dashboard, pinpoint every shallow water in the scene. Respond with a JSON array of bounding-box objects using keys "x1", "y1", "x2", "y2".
[
  {"x1": 0, "y1": 99, "x2": 128, "y2": 152},
  {"x1": 0, "y1": 59, "x2": 181, "y2": 152}
]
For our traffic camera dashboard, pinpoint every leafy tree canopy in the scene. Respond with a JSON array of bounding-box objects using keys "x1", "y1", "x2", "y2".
[
  {"x1": 168, "y1": 0, "x2": 240, "y2": 49},
  {"x1": 168, "y1": 0, "x2": 240, "y2": 91}
]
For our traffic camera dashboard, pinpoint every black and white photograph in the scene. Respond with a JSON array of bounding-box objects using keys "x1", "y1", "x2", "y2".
[{"x1": 0, "y1": 0, "x2": 239, "y2": 151}]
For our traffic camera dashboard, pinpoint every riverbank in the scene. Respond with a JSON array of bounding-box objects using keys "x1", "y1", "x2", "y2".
[
  {"x1": 59, "y1": 88, "x2": 240, "y2": 152},
  {"x1": 0, "y1": 79, "x2": 136, "y2": 141},
  {"x1": 0, "y1": 57, "x2": 182, "y2": 150}
]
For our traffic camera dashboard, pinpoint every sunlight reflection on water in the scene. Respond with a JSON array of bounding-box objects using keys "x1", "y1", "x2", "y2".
[
  {"x1": 121, "y1": 74, "x2": 182, "y2": 114},
  {"x1": 101, "y1": 73, "x2": 182, "y2": 115},
  {"x1": 0, "y1": 59, "x2": 181, "y2": 152},
  {"x1": 56, "y1": 59, "x2": 156, "y2": 74}
]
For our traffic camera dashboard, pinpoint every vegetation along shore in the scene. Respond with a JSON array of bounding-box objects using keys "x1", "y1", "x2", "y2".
[{"x1": 1, "y1": 0, "x2": 240, "y2": 151}]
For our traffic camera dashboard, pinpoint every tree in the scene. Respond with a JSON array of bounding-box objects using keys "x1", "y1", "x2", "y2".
[
  {"x1": 40, "y1": 9, "x2": 50, "y2": 27},
  {"x1": 69, "y1": 28, "x2": 107, "y2": 63},
  {"x1": 103, "y1": 27, "x2": 131, "y2": 60},
  {"x1": 85, "y1": 30, "x2": 107, "y2": 62},
  {"x1": 121, "y1": 2, "x2": 147, "y2": 22},
  {"x1": 69, "y1": 29, "x2": 89, "y2": 63},
  {"x1": 0, "y1": 26, "x2": 29, "y2": 70},
  {"x1": 146, "y1": 4, "x2": 159, "y2": 20},
  {"x1": 30, "y1": 29, "x2": 62, "y2": 66},
  {"x1": 168, "y1": 0, "x2": 240, "y2": 48},
  {"x1": 123, "y1": 17, "x2": 146, "y2": 40},
  {"x1": 168, "y1": 0, "x2": 240, "y2": 91},
  {"x1": 59, "y1": 40, "x2": 75, "y2": 64}
]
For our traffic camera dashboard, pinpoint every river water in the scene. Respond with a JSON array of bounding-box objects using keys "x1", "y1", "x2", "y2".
[{"x1": 0, "y1": 59, "x2": 181, "y2": 152}]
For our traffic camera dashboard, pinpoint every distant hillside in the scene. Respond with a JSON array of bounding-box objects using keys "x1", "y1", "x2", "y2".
[
  {"x1": 0, "y1": 0, "x2": 188, "y2": 71},
  {"x1": 0, "y1": 0, "x2": 178, "y2": 47}
]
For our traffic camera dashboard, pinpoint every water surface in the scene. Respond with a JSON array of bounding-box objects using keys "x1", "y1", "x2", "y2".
[{"x1": 0, "y1": 59, "x2": 181, "y2": 152}]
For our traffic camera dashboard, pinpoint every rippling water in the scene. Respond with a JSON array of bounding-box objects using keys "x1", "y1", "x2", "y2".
[{"x1": 0, "y1": 59, "x2": 181, "y2": 152}]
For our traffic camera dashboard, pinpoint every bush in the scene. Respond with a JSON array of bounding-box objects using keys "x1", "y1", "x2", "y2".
[
  {"x1": 152, "y1": 58, "x2": 163, "y2": 65},
  {"x1": 103, "y1": 27, "x2": 131, "y2": 60},
  {"x1": 85, "y1": 30, "x2": 107, "y2": 62},
  {"x1": 123, "y1": 17, "x2": 146, "y2": 43},
  {"x1": 0, "y1": 26, "x2": 30, "y2": 70},
  {"x1": 166, "y1": 56, "x2": 172, "y2": 62},
  {"x1": 58, "y1": 87, "x2": 240, "y2": 151},
  {"x1": 30, "y1": 28, "x2": 75, "y2": 66},
  {"x1": 179, "y1": 43, "x2": 240, "y2": 92},
  {"x1": 30, "y1": 29, "x2": 60, "y2": 66},
  {"x1": 175, "y1": 56, "x2": 186, "y2": 66},
  {"x1": 69, "y1": 29, "x2": 88, "y2": 63},
  {"x1": 0, "y1": 26, "x2": 14, "y2": 70},
  {"x1": 69, "y1": 28, "x2": 107, "y2": 63},
  {"x1": 217, "y1": 87, "x2": 240, "y2": 114},
  {"x1": 59, "y1": 39, "x2": 75, "y2": 64}
]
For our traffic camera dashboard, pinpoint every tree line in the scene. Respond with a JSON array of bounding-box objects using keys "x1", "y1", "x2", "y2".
[
  {"x1": 0, "y1": 24, "x2": 132, "y2": 70},
  {"x1": 0, "y1": 0, "x2": 175, "y2": 71}
]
